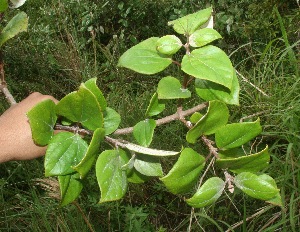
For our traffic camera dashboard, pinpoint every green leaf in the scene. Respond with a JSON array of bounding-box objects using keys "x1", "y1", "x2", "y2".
[
  {"x1": 234, "y1": 172, "x2": 279, "y2": 200},
  {"x1": 84, "y1": 78, "x2": 107, "y2": 111},
  {"x1": 0, "y1": 0, "x2": 8, "y2": 12},
  {"x1": 186, "y1": 101, "x2": 229, "y2": 144},
  {"x1": 59, "y1": 172, "x2": 83, "y2": 206},
  {"x1": 56, "y1": 84, "x2": 103, "y2": 130},
  {"x1": 0, "y1": 11, "x2": 28, "y2": 47},
  {"x1": 259, "y1": 174, "x2": 282, "y2": 206},
  {"x1": 157, "y1": 76, "x2": 191, "y2": 99},
  {"x1": 181, "y1": 45, "x2": 234, "y2": 90},
  {"x1": 195, "y1": 71, "x2": 240, "y2": 105},
  {"x1": 134, "y1": 154, "x2": 163, "y2": 177},
  {"x1": 190, "y1": 112, "x2": 203, "y2": 124},
  {"x1": 45, "y1": 132, "x2": 88, "y2": 176},
  {"x1": 127, "y1": 167, "x2": 151, "y2": 184},
  {"x1": 160, "y1": 148, "x2": 205, "y2": 194},
  {"x1": 168, "y1": 7, "x2": 212, "y2": 35},
  {"x1": 104, "y1": 107, "x2": 121, "y2": 135},
  {"x1": 145, "y1": 92, "x2": 165, "y2": 117},
  {"x1": 216, "y1": 146, "x2": 270, "y2": 174},
  {"x1": 96, "y1": 149, "x2": 128, "y2": 203},
  {"x1": 73, "y1": 128, "x2": 105, "y2": 178},
  {"x1": 186, "y1": 177, "x2": 225, "y2": 208},
  {"x1": 133, "y1": 119, "x2": 156, "y2": 147},
  {"x1": 27, "y1": 99, "x2": 57, "y2": 146},
  {"x1": 189, "y1": 28, "x2": 222, "y2": 47},
  {"x1": 124, "y1": 142, "x2": 180, "y2": 156},
  {"x1": 156, "y1": 35, "x2": 182, "y2": 55},
  {"x1": 215, "y1": 119, "x2": 262, "y2": 149},
  {"x1": 118, "y1": 37, "x2": 172, "y2": 74}
]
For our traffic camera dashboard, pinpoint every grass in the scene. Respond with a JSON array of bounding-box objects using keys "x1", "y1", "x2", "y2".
[{"x1": 1, "y1": 0, "x2": 299, "y2": 231}]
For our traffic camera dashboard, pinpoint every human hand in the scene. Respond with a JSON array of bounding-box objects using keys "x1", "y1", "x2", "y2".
[{"x1": 0, "y1": 92, "x2": 58, "y2": 163}]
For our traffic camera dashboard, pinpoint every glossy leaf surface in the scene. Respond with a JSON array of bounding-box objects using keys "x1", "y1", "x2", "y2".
[
  {"x1": 145, "y1": 92, "x2": 165, "y2": 117},
  {"x1": 96, "y1": 149, "x2": 129, "y2": 203},
  {"x1": 118, "y1": 37, "x2": 172, "y2": 74},
  {"x1": 234, "y1": 172, "x2": 279, "y2": 200},
  {"x1": 215, "y1": 119, "x2": 262, "y2": 149},
  {"x1": 45, "y1": 132, "x2": 88, "y2": 176},
  {"x1": 59, "y1": 172, "x2": 83, "y2": 206},
  {"x1": 181, "y1": 45, "x2": 234, "y2": 90},
  {"x1": 260, "y1": 174, "x2": 282, "y2": 206},
  {"x1": 124, "y1": 142, "x2": 179, "y2": 156},
  {"x1": 104, "y1": 107, "x2": 121, "y2": 135},
  {"x1": 189, "y1": 28, "x2": 222, "y2": 47},
  {"x1": 156, "y1": 35, "x2": 182, "y2": 55},
  {"x1": 186, "y1": 177, "x2": 225, "y2": 208},
  {"x1": 186, "y1": 101, "x2": 229, "y2": 143},
  {"x1": 195, "y1": 71, "x2": 240, "y2": 105},
  {"x1": 27, "y1": 99, "x2": 57, "y2": 146},
  {"x1": 160, "y1": 148, "x2": 205, "y2": 194},
  {"x1": 133, "y1": 119, "x2": 156, "y2": 147},
  {"x1": 84, "y1": 78, "x2": 107, "y2": 111},
  {"x1": 127, "y1": 167, "x2": 151, "y2": 184},
  {"x1": 157, "y1": 76, "x2": 191, "y2": 99},
  {"x1": 168, "y1": 7, "x2": 212, "y2": 35},
  {"x1": 134, "y1": 155, "x2": 163, "y2": 177},
  {"x1": 56, "y1": 84, "x2": 103, "y2": 130},
  {"x1": 216, "y1": 146, "x2": 269, "y2": 173},
  {"x1": 73, "y1": 128, "x2": 105, "y2": 178}
]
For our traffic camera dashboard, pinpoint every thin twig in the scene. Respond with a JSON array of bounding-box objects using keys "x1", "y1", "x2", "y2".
[{"x1": 0, "y1": 84, "x2": 17, "y2": 105}]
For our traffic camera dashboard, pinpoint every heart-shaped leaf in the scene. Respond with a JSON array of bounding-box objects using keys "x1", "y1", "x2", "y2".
[
  {"x1": 189, "y1": 28, "x2": 222, "y2": 47},
  {"x1": 45, "y1": 132, "x2": 88, "y2": 176},
  {"x1": 84, "y1": 78, "x2": 107, "y2": 111},
  {"x1": 156, "y1": 35, "x2": 182, "y2": 55},
  {"x1": 27, "y1": 99, "x2": 57, "y2": 146},
  {"x1": 133, "y1": 119, "x2": 156, "y2": 147},
  {"x1": 73, "y1": 128, "x2": 105, "y2": 178},
  {"x1": 168, "y1": 7, "x2": 212, "y2": 35},
  {"x1": 181, "y1": 45, "x2": 234, "y2": 90},
  {"x1": 104, "y1": 107, "x2": 121, "y2": 135},
  {"x1": 134, "y1": 154, "x2": 163, "y2": 177},
  {"x1": 118, "y1": 37, "x2": 172, "y2": 74},
  {"x1": 234, "y1": 172, "x2": 279, "y2": 200},
  {"x1": 56, "y1": 84, "x2": 103, "y2": 130},
  {"x1": 195, "y1": 71, "x2": 240, "y2": 105},
  {"x1": 59, "y1": 172, "x2": 83, "y2": 206},
  {"x1": 186, "y1": 177, "x2": 225, "y2": 208},
  {"x1": 215, "y1": 118, "x2": 262, "y2": 149},
  {"x1": 157, "y1": 76, "x2": 191, "y2": 99},
  {"x1": 145, "y1": 92, "x2": 165, "y2": 117},
  {"x1": 160, "y1": 148, "x2": 205, "y2": 194},
  {"x1": 186, "y1": 100, "x2": 229, "y2": 143},
  {"x1": 216, "y1": 146, "x2": 270, "y2": 173},
  {"x1": 96, "y1": 149, "x2": 129, "y2": 203}
]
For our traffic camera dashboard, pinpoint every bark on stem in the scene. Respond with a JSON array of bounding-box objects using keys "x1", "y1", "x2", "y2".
[{"x1": 0, "y1": 84, "x2": 17, "y2": 105}]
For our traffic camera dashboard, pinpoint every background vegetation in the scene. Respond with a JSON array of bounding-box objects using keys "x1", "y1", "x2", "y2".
[{"x1": 0, "y1": 0, "x2": 299, "y2": 231}]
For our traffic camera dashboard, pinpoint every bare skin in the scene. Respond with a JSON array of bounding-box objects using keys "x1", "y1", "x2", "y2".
[{"x1": 0, "y1": 92, "x2": 58, "y2": 163}]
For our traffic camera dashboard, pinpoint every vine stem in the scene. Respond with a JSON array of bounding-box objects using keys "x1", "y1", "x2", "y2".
[{"x1": 0, "y1": 59, "x2": 17, "y2": 105}]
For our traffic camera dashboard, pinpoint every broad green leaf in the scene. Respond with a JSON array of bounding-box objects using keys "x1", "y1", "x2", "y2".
[
  {"x1": 133, "y1": 119, "x2": 156, "y2": 147},
  {"x1": 27, "y1": 99, "x2": 57, "y2": 146},
  {"x1": 157, "y1": 76, "x2": 191, "y2": 99},
  {"x1": 10, "y1": 0, "x2": 26, "y2": 8},
  {"x1": 96, "y1": 149, "x2": 128, "y2": 203},
  {"x1": 84, "y1": 78, "x2": 107, "y2": 111},
  {"x1": 73, "y1": 128, "x2": 105, "y2": 178},
  {"x1": 215, "y1": 119, "x2": 262, "y2": 149},
  {"x1": 0, "y1": 12, "x2": 28, "y2": 47},
  {"x1": 104, "y1": 107, "x2": 121, "y2": 135},
  {"x1": 45, "y1": 132, "x2": 88, "y2": 176},
  {"x1": 186, "y1": 177, "x2": 225, "y2": 208},
  {"x1": 181, "y1": 45, "x2": 234, "y2": 90},
  {"x1": 189, "y1": 28, "x2": 222, "y2": 47},
  {"x1": 56, "y1": 84, "x2": 103, "y2": 130},
  {"x1": 190, "y1": 112, "x2": 203, "y2": 124},
  {"x1": 59, "y1": 172, "x2": 83, "y2": 206},
  {"x1": 259, "y1": 174, "x2": 282, "y2": 206},
  {"x1": 134, "y1": 155, "x2": 163, "y2": 177},
  {"x1": 195, "y1": 71, "x2": 240, "y2": 105},
  {"x1": 216, "y1": 146, "x2": 270, "y2": 173},
  {"x1": 186, "y1": 101, "x2": 229, "y2": 144},
  {"x1": 127, "y1": 167, "x2": 151, "y2": 184},
  {"x1": 0, "y1": 0, "x2": 8, "y2": 12},
  {"x1": 156, "y1": 35, "x2": 182, "y2": 55},
  {"x1": 124, "y1": 142, "x2": 180, "y2": 156},
  {"x1": 118, "y1": 37, "x2": 172, "y2": 74},
  {"x1": 234, "y1": 172, "x2": 279, "y2": 200},
  {"x1": 160, "y1": 148, "x2": 205, "y2": 194},
  {"x1": 145, "y1": 92, "x2": 165, "y2": 117},
  {"x1": 168, "y1": 7, "x2": 212, "y2": 35}
]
